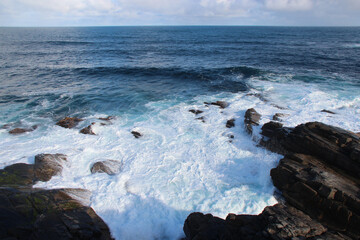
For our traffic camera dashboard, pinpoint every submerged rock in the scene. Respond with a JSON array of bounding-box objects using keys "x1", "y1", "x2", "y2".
[
  {"x1": 131, "y1": 131, "x2": 142, "y2": 138},
  {"x1": 196, "y1": 116, "x2": 206, "y2": 123},
  {"x1": 189, "y1": 109, "x2": 204, "y2": 115},
  {"x1": 80, "y1": 123, "x2": 96, "y2": 135},
  {"x1": 98, "y1": 116, "x2": 115, "y2": 121},
  {"x1": 226, "y1": 119, "x2": 235, "y2": 128},
  {"x1": 91, "y1": 160, "x2": 122, "y2": 175},
  {"x1": 9, "y1": 125, "x2": 38, "y2": 135},
  {"x1": 205, "y1": 101, "x2": 229, "y2": 109},
  {"x1": 321, "y1": 109, "x2": 336, "y2": 114},
  {"x1": 244, "y1": 108, "x2": 261, "y2": 134},
  {"x1": 272, "y1": 113, "x2": 289, "y2": 121},
  {"x1": 56, "y1": 117, "x2": 83, "y2": 129}
]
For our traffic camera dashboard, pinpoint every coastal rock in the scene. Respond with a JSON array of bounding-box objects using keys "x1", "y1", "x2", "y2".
[
  {"x1": 80, "y1": 123, "x2": 96, "y2": 135},
  {"x1": 56, "y1": 117, "x2": 83, "y2": 129},
  {"x1": 189, "y1": 109, "x2": 204, "y2": 115},
  {"x1": 91, "y1": 160, "x2": 122, "y2": 175},
  {"x1": 0, "y1": 188, "x2": 113, "y2": 240},
  {"x1": 184, "y1": 121, "x2": 360, "y2": 240},
  {"x1": 272, "y1": 113, "x2": 289, "y2": 122},
  {"x1": 205, "y1": 101, "x2": 229, "y2": 109},
  {"x1": 226, "y1": 119, "x2": 235, "y2": 128},
  {"x1": 34, "y1": 154, "x2": 67, "y2": 182},
  {"x1": 0, "y1": 154, "x2": 67, "y2": 186},
  {"x1": 246, "y1": 93, "x2": 268, "y2": 103},
  {"x1": 184, "y1": 203, "x2": 331, "y2": 240},
  {"x1": 98, "y1": 116, "x2": 115, "y2": 121},
  {"x1": 321, "y1": 109, "x2": 336, "y2": 114},
  {"x1": 196, "y1": 116, "x2": 206, "y2": 123},
  {"x1": 244, "y1": 108, "x2": 261, "y2": 134},
  {"x1": 9, "y1": 125, "x2": 38, "y2": 135},
  {"x1": 131, "y1": 131, "x2": 142, "y2": 138}
]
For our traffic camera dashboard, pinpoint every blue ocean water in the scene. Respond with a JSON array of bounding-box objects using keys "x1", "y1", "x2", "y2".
[{"x1": 0, "y1": 27, "x2": 359, "y2": 239}]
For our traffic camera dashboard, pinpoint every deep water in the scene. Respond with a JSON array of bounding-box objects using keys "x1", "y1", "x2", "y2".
[{"x1": 0, "y1": 26, "x2": 359, "y2": 239}]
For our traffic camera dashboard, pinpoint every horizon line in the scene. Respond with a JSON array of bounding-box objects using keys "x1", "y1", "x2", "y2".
[{"x1": 1, "y1": 25, "x2": 360, "y2": 28}]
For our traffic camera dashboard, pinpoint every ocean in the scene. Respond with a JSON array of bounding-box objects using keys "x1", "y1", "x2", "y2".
[{"x1": 0, "y1": 26, "x2": 359, "y2": 239}]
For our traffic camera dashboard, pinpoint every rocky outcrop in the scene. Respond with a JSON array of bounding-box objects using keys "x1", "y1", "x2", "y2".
[
  {"x1": 244, "y1": 108, "x2": 261, "y2": 134},
  {"x1": 0, "y1": 153, "x2": 113, "y2": 239},
  {"x1": 0, "y1": 188, "x2": 112, "y2": 240},
  {"x1": 91, "y1": 160, "x2": 122, "y2": 175},
  {"x1": 80, "y1": 123, "x2": 96, "y2": 135},
  {"x1": 0, "y1": 154, "x2": 67, "y2": 186},
  {"x1": 272, "y1": 113, "x2": 288, "y2": 122},
  {"x1": 184, "y1": 120, "x2": 360, "y2": 239},
  {"x1": 56, "y1": 117, "x2": 83, "y2": 129}
]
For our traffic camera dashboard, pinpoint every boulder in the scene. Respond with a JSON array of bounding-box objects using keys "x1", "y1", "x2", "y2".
[
  {"x1": 80, "y1": 123, "x2": 96, "y2": 135},
  {"x1": 226, "y1": 119, "x2": 235, "y2": 128},
  {"x1": 91, "y1": 160, "x2": 122, "y2": 175},
  {"x1": 131, "y1": 131, "x2": 142, "y2": 138},
  {"x1": 56, "y1": 117, "x2": 83, "y2": 129},
  {"x1": 244, "y1": 108, "x2": 261, "y2": 134},
  {"x1": 272, "y1": 113, "x2": 289, "y2": 122},
  {"x1": 205, "y1": 101, "x2": 229, "y2": 109},
  {"x1": 34, "y1": 154, "x2": 67, "y2": 182},
  {"x1": 9, "y1": 125, "x2": 38, "y2": 135},
  {"x1": 189, "y1": 109, "x2": 204, "y2": 115}
]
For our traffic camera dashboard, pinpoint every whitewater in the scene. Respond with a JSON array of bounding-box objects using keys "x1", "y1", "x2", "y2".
[{"x1": 0, "y1": 26, "x2": 359, "y2": 239}]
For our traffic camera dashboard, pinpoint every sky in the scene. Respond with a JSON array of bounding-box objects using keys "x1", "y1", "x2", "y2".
[{"x1": 0, "y1": 0, "x2": 360, "y2": 26}]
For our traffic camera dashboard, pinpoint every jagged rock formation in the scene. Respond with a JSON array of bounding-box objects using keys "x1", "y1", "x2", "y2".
[
  {"x1": 80, "y1": 123, "x2": 96, "y2": 135},
  {"x1": 244, "y1": 108, "x2": 261, "y2": 134},
  {"x1": 0, "y1": 153, "x2": 113, "y2": 240},
  {"x1": 183, "y1": 113, "x2": 360, "y2": 239}
]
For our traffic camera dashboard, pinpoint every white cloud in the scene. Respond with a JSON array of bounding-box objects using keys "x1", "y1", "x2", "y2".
[{"x1": 265, "y1": 0, "x2": 313, "y2": 11}]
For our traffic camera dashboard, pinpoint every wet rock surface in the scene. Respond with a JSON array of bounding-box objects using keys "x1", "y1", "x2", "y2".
[
  {"x1": 244, "y1": 108, "x2": 261, "y2": 134},
  {"x1": 80, "y1": 123, "x2": 96, "y2": 135},
  {"x1": 131, "y1": 131, "x2": 142, "y2": 138},
  {"x1": 272, "y1": 113, "x2": 289, "y2": 122},
  {"x1": 9, "y1": 125, "x2": 38, "y2": 135},
  {"x1": 90, "y1": 160, "x2": 122, "y2": 175},
  {"x1": 0, "y1": 153, "x2": 113, "y2": 240},
  {"x1": 56, "y1": 117, "x2": 83, "y2": 129},
  {"x1": 184, "y1": 120, "x2": 360, "y2": 239},
  {"x1": 205, "y1": 101, "x2": 229, "y2": 109},
  {"x1": 189, "y1": 109, "x2": 204, "y2": 115},
  {"x1": 226, "y1": 119, "x2": 235, "y2": 128}
]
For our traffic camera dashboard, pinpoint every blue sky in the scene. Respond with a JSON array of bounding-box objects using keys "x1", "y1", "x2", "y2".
[{"x1": 1, "y1": 0, "x2": 360, "y2": 26}]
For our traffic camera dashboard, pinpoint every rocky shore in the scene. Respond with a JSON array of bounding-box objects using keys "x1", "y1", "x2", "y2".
[
  {"x1": 183, "y1": 109, "x2": 360, "y2": 239},
  {"x1": 0, "y1": 154, "x2": 113, "y2": 240}
]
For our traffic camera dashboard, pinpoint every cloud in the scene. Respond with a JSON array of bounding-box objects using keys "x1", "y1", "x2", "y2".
[
  {"x1": 265, "y1": 0, "x2": 313, "y2": 11},
  {"x1": 0, "y1": 0, "x2": 359, "y2": 26}
]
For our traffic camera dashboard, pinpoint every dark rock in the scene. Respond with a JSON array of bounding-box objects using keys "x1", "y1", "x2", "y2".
[
  {"x1": 184, "y1": 203, "x2": 329, "y2": 240},
  {"x1": 56, "y1": 117, "x2": 83, "y2": 129},
  {"x1": 272, "y1": 113, "x2": 289, "y2": 121},
  {"x1": 226, "y1": 119, "x2": 235, "y2": 128},
  {"x1": 1, "y1": 123, "x2": 12, "y2": 129},
  {"x1": 244, "y1": 108, "x2": 261, "y2": 134},
  {"x1": 196, "y1": 116, "x2": 206, "y2": 123},
  {"x1": 80, "y1": 123, "x2": 96, "y2": 135},
  {"x1": 189, "y1": 109, "x2": 204, "y2": 115},
  {"x1": 98, "y1": 116, "x2": 115, "y2": 121},
  {"x1": 246, "y1": 93, "x2": 268, "y2": 102},
  {"x1": 34, "y1": 154, "x2": 67, "y2": 182},
  {"x1": 131, "y1": 131, "x2": 142, "y2": 138},
  {"x1": 205, "y1": 101, "x2": 229, "y2": 109},
  {"x1": 0, "y1": 154, "x2": 67, "y2": 186},
  {"x1": 91, "y1": 160, "x2": 122, "y2": 175},
  {"x1": 0, "y1": 188, "x2": 113, "y2": 240},
  {"x1": 9, "y1": 125, "x2": 37, "y2": 135},
  {"x1": 321, "y1": 109, "x2": 336, "y2": 114}
]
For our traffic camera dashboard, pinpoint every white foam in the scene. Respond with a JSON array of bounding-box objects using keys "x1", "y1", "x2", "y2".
[{"x1": 1, "y1": 81, "x2": 359, "y2": 240}]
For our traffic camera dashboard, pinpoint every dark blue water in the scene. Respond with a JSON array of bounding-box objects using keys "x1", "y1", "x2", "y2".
[{"x1": 0, "y1": 26, "x2": 359, "y2": 122}]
